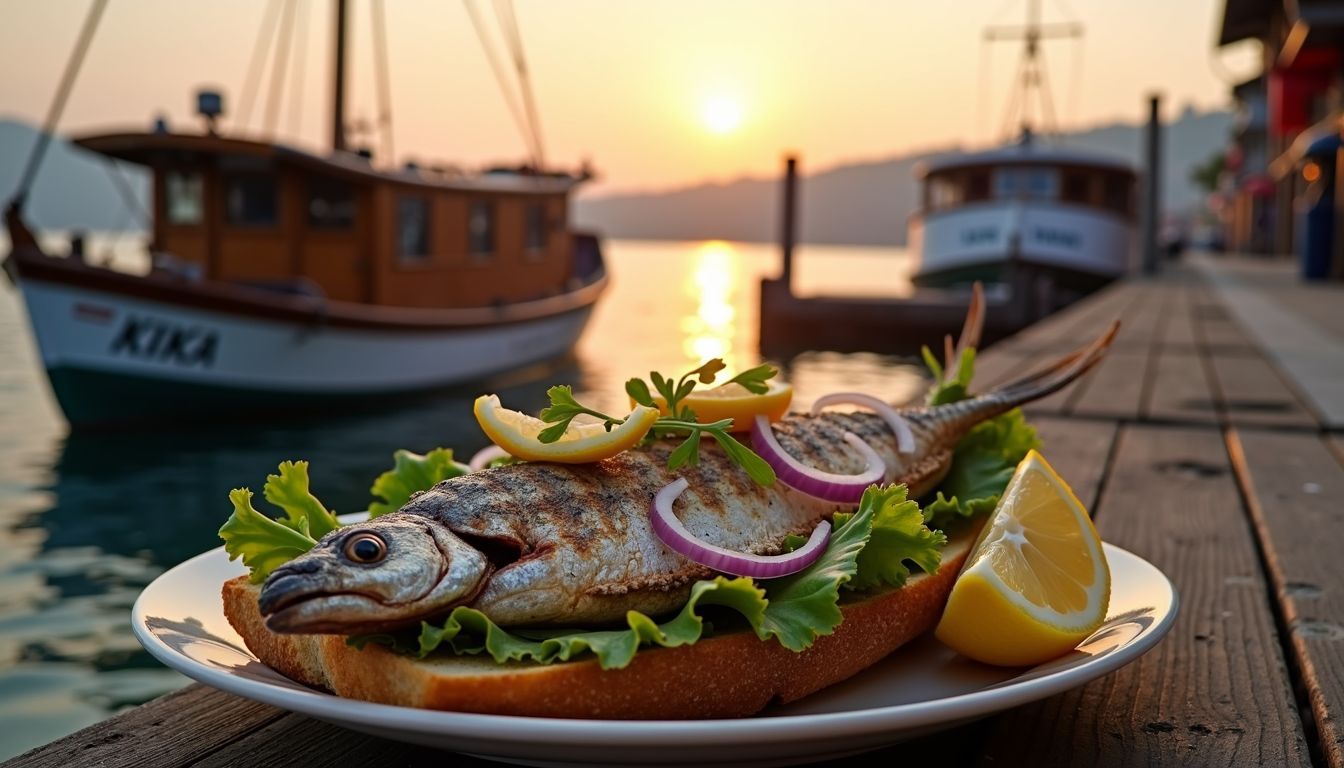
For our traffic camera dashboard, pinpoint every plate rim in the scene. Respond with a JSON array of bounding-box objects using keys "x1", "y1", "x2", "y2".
[{"x1": 132, "y1": 541, "x2": 1177, "y2": 747}]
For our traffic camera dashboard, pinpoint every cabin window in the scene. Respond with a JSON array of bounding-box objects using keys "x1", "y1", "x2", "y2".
[
  {"x1": 1061, "y1": 170, "x2": 1091, "y2": 205},
  {"x1": 225, "y1": 175, "x2": 278, "y2": 227},
  {"x1": 165, "y1": 171, "x2": 203, "y2": 225},
  {"x1": 469, "y1": 201, "x2": 495, "y2": 259},
  {"x1": 965, "y1": 171, "x2": 991, "y2": 202},
  {"x1": 396, "y1": 197, "x2": 430, "y2": 261},
  {"x1": 524, "y1": 203, "x2": 547, "y2": 254},
  {"x1": 307, "y1": 179, "x2": 356, "y2": 229},
  {"x1": 994, "y1": 167, "x2": 1058, "y2": 200},
  {"x1": 1102, "y1": 174, "x2": 1133, "y2": 217},
  {"x1": 928, "y1": 176, "x2": 963, "y2": 210}
]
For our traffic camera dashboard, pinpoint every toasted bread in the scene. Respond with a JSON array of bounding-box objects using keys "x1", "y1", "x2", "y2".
[{"x1": 222, "y1": 529, "x2": 974, "y2": 719}]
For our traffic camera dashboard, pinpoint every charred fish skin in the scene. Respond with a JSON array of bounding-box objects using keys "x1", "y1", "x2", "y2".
[{"x1": 257, "y1": 323, "x2": 1117, "y2": 634}]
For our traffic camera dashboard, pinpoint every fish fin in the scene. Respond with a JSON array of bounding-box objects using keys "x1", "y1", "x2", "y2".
[
  {"x1": 991, "y1": 320, "x2": 1119, "y2": 405},
  {"x1": 924, "y1": 320, "x2": 1119, "y2": 435},
  {"x1": 952, "y1": 282, "x2": 985, "y2": 363}
]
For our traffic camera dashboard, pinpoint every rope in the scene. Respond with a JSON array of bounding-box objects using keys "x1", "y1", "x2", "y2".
[
  {"x1": 371, "y1": 0, "x2": 395, "y2": 165},
  {"x1": 493, "y1": 0, "x2": 545, "y2": 168},
  {"x1": 462, "y1": 0, "x2": 538, "y2": 167},
  {"x1": 263, "y1": 0, "x2": 298, "y2": 137},
  {"x1": 238, "y1": 0, "x2": 282, "y2": 132},
  {"x1": 286, "y1": 0, "x2": 309, "y2": 138},
  {"x1": 11, "y1": 0, "x2": 108, "y2": 208}
]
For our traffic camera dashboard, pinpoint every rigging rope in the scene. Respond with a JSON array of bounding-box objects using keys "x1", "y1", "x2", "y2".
[
  {"x1": 371, "y1": 0, "x2": 395, "y2": 165},
  {"x1": 263, "y1": 0, "x2": 299, "y2": 137},
  {"x1": 462, "y1": 0, "x2": 538, "y2": 167},
  {"x1": 238, "y1": 0, "x2": 282, "y2": 132},
  {"x1": 11, "y1": 0, "x2": 108, "y2": 208},
  {"x1": 493, "y1": 0, "x2": 545, "y2": 168},
  {"x1": 287, "y1": 0, "x2": 309, "y2": 138}
]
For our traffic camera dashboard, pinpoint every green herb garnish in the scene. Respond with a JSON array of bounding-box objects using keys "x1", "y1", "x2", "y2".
[{"x1": 536, "y1": 359, "x2": 777, "y2": 486}]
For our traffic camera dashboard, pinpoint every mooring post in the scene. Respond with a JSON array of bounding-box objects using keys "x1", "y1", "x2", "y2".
[
  {"x1": 780, "y1": 155, "x2": 798, "y2": 290},
  {"x1": 1141, "y1": 93, "x2": 1162, "y2": 275}
]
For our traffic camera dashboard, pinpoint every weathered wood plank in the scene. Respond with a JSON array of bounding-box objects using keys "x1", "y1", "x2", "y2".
[
  {"x1": 0, "y1": 684, "x2": 285, "y2": 768},
  {"x1": 1230, "y1": 428, "x2": 1344, "y2": 767},
  {"x1": 1145, "y1": 349, "x2": 1219, "y2": 424},
  {"x1": 1067, "y1": 349, "x2": 1151, "y2": 421},
  {"x1": 1207, "y1": 354, "x2": 1320, "y2": 430},
  {"x1": 975, "y1": 425, "x2": 1312, "y2": 767},
  {"x1": 185, "y1": 710, "x2": 477, "y2": 768}
]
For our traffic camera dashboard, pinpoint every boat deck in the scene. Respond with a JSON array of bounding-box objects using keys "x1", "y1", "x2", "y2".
[{"x1": 5, "y1": 254, "x2": 1344, "y2": 767}]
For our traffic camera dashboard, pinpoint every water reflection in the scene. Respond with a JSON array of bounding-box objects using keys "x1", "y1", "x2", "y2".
[{"x1": 681, "y1": 240, "x2": 739, "y2": 369}]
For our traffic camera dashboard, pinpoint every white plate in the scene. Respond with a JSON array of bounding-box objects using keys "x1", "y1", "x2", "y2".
[{"x1": 132, "y1": 538, "x2": 1176, "y2": 768}]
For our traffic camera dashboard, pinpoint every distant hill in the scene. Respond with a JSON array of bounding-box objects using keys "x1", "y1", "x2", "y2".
[
  {"x1": 0, "y1": 109, "x2": 1229, "y2": 243},
  {"x1": 574, "y1": 107, "x2": 1232, "y2": 246},
  {"x1": 0, "y1": 119, "x2": 150, "y2": 231}
]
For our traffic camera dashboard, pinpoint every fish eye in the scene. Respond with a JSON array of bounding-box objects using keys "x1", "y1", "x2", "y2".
[{"x1": 343, "y1": 533, "x2": 387, "y2": 564}]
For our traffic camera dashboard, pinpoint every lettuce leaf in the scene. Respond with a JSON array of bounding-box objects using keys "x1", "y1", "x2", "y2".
[
  {"x1": 840, "y1": 484, "x2": 946, "y2": 592},
  {"x1": 352, "y1": 576, "x2": 767, "y2": 671},
  {"x1": 924, "y1": 347, "x2": 976, "y2": 406},
  {"x1": 219, "y1": 488, "x2": 317, "y2": 583},
  {"x1": 922, "y1": 408, "x2": 1039, "y2": 530},
  {"x1": 263, "y1": 461, "x2": 342, "y2": 539},
  {"x1": 369, "y1": 448, "x2": 470, "y2": 518}
]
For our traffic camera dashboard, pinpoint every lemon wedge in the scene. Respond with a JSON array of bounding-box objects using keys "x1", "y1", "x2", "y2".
[
  {"x1": 935, "y1": 449, "x2": 1111, "y2": 667},
  {"x1": 639, "y1": 380, "x2": 793, "y2": 433},
  {"x1": 473, "y1": 395, "x2": 660, "y2": 463}
]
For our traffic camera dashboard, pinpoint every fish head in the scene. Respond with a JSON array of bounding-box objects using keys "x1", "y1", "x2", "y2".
[{"x1": 258, "y1": 516, "x2": 490, "y2": 634}]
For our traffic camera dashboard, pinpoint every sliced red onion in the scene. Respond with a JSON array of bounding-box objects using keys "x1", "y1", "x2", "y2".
[
  {"x1": 468, "y1": 444, "x2": 510, "y2": 471},
  {"x1": 651, "y1": 478, "x2": 830, "y2": 578},
  {"x1": 751, "y1": 415, "x2": 885, "y2": 505},
  {"x1": 811, "y1": 392, "x2": 916, "y2": 455}
]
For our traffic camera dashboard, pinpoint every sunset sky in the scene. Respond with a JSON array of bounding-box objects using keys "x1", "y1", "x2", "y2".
[{"x1": 1, "y1": 1, "x2": 1257, "y2": 196}]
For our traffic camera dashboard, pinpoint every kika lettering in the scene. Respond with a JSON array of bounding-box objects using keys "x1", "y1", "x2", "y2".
[{"x1": 109, "y1": 316, "x2": 219, "y2": 368}]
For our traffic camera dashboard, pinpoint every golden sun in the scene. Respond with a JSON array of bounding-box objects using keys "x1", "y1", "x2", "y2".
[{"x1": 700, "y1": 97, "x2": 743, "y2": 135}]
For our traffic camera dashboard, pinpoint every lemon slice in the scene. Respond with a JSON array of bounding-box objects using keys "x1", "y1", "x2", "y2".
[
  {"x1": 639, "y1": 380, "x2": 793, "y2": 432},
  {"x1": 935, "y1": 449, "x2": 1110, "y2": 667},
  {"x1": 473, "y1": 395, "x2": 660, "y2": 463}
]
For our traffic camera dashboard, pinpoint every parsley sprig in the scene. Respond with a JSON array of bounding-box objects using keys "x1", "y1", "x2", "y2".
[{"x1": 536, "y1": 359, "x2": 778, "y2": 486}]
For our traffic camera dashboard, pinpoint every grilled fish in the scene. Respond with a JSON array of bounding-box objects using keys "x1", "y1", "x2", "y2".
[{"x1": 258, "y1": 322, "x2": 1117, "y2": 635}]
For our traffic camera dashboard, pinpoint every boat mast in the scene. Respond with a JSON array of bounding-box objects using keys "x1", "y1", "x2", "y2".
[
  {"x1": 984, "y1": 0, "x2": 1081, "y2": 139},
  {"x1": 331, "y1": 0, "x2": 348, "y2": 152}
]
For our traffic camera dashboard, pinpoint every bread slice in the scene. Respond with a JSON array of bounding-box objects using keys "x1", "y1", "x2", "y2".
[{"x1": 222, "y1": 529, "x2": 975, "y2": 719}]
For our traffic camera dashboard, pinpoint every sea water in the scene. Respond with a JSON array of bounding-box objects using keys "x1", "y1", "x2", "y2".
[{"x1": 0, "y1": 236, "x2": 924, "y2": 759}]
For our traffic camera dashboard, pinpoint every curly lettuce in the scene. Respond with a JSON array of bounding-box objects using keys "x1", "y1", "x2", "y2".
[
  {"x1": 368, "y1": 448, "x2": 469, "y2": 518},
  {"x1": 220, "y1": 461, "x2": 339, "y2": 582}
]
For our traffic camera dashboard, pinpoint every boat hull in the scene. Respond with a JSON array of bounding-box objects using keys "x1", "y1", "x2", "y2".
[
  {"x1": 909, "y1": 202, "x2": 1133, "y2": 291},
  {"x1": 9, "y1": 255, "x2": 600, "y2": 426}
]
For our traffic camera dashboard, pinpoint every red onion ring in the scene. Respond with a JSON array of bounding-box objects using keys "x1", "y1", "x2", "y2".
[
  {"x1": 810, "y1": 392, "x2": 916, "y2": 455},
  {"x1": 468, "y1": 444, "x2": 510, "y2": 471},
  {"x1": 751, "y1": 415, "x2": 885, "y2": 505},
  {"x1": 650, "y1": 478, "x2": 830, "y2": 578}
]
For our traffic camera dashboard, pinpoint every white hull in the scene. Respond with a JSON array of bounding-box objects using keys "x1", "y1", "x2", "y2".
[
  {"x1": 909, "y1": 202, "x2": 1133, "y2": 284},
  {"x1": 13, "y1": 271, "x2": 597, "y2": 425}
]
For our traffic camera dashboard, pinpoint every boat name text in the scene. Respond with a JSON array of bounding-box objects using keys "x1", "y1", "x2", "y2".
[{"x1": 109, "y1": 315, "x2": 219, "y2": 368}]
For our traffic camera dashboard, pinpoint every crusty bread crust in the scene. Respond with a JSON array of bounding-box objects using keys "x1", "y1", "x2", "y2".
[{"x1": 222, "y1": 531, "x2": 974, "y2": 719}]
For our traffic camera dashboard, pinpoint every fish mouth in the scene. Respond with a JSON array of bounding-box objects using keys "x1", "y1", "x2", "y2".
[{"x1": 264, "y1": 592, "x2": 400, "y2": 634}]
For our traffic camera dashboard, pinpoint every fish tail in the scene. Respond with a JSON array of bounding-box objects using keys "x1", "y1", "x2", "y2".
[{"x1": 930, "y1": 320, "x2": 1119, "y2": 434}]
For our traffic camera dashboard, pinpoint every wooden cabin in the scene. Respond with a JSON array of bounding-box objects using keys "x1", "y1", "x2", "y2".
[{"x1": 75, "y1": 132, "x2": 588, "y2": 309}]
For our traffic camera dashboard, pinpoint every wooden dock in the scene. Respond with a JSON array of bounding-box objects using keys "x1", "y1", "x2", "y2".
[{"x1": 5, "y1": 254, "x2": 1343, "y2": 767}]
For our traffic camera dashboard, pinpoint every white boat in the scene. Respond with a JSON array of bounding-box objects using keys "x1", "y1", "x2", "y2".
[
  {"x1": 909, "y1": 0, "x2": 1138, "y2": 291},
  {"x1": 908, "y1": 135, "x2": 1137, "y2": 290}
]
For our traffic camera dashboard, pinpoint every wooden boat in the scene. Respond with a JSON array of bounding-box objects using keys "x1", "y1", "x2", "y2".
[{"x1": 3, "y1": 1, "x2": 606, "y2": 427}]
